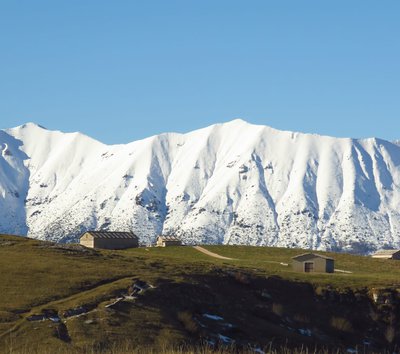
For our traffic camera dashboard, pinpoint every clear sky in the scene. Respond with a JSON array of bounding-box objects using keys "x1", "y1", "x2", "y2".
[{"x1": 0, "y1": 1, "x2": 399, "y2": 144}]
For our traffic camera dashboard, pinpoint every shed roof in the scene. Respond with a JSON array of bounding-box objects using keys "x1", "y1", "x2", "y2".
[
  {"x1": 82, "y1": 231, "x2": 139, "y2": 240},
  {"x1": 292, "y1": 253, "x2": 334, "y2": 262},
  {"x1": 373, "y1": 249, "x2": 400, "y2": 256},
  {"x1": 158, "y1": 236, "x2": 180, "y2": 242}
]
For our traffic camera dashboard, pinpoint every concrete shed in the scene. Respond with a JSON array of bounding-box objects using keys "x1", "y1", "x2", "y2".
[
  {"x1": 292, "y1": 253, "x2": 334, "y2": 273},
  {"x1": 156, "y1": 236, "x2": 182, "y2": 247},
  {"x1": 372, "y1": 250, "x2": 400, "y2": 260},
  {"x1": 80, "y1": 231, "x2": 139, "y2": 250}
]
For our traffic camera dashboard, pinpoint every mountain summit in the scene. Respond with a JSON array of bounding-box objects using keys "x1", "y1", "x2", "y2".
[{"x1": 1, "y1": 120, "x2": 399, "y2": 253}]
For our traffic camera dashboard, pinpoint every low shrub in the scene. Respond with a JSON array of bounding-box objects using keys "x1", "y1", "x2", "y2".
[
  {"x1": 293, "y1": 313, "x2": 310, "y2": 324},
  {"x1": 314, "y1": 286, "x2": 325, "y2": 296},
  {"x1": 177, "y1": 311, "x2": 198, "y2": 334},
  {"x1": 330, "y1": 316, "x2": 353, "y2": 332},
  {"x1": 272, "y1": 303, "x2": 284, "y2": 317},
  {"x1": 385, "y1": 326, "x2": 396, "y2": 344},
  {"x1": 233, "y1": 271, "x2": 251, "y2": 285},
  {"x1": 369, "y1": 307, "x2": 379, "y2": 321}
]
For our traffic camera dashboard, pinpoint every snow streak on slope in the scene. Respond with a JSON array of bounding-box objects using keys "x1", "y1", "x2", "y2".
[{"x1": 1, "y1": 120, "x2": 400, "y2": 253}]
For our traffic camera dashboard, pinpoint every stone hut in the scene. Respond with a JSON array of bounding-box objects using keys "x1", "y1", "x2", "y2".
[
  {"x1": 156, "y1": 236, "x2": 182, "y2": 247},
  {"x1": 292, "y1": 253, "x2": 334, "y2": 273},
  {"x1": 80, "y1": 231, "x2": 139, "y2": 250},
  {"x1": 372, "y1": 249, "x2": 400, "y2": 260}
]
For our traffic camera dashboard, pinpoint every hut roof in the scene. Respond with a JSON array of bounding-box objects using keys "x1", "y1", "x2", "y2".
[
  {"x1": 373, "y1": 249, "x2": 400, "y2": 256},
  {"x1": 82, "y1": 231, "x2": 139, "y2": 240},
  {"x1": 292, "y1": 253, "x2": 334, "y2": 262},
  {"x1": 158, "y1": 236, "x2": 180, "y2": 242}
]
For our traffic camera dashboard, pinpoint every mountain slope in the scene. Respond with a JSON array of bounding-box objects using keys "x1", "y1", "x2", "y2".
[{"x1": 1, "y1": 120, "x2": 400, "y2": 253}]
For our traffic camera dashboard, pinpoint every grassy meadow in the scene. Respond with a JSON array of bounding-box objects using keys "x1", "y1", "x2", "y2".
[
  {"x1": 1, "y1": 234, "x2": 400, "y2": 353},
  {"x1": 124, "y1": 244, "x2": 400, "y2": 289}
]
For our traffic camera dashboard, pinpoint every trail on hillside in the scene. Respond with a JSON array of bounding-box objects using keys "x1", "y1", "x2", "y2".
[
  {"x1": 193, "y1": 246, "x2": 235, "y2": 260},
  {"x1": 0, "y1": 275, "x2": 134, "y2": 339}
]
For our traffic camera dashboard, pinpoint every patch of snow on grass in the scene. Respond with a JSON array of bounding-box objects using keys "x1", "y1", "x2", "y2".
[{"x1": 203, "y1": 313, "x2": 224, "y2": 321}]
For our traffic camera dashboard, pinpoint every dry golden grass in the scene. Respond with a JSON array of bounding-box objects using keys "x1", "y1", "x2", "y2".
[{"x1": 0, "y1": 341, "x2": 368, "y2": 354}]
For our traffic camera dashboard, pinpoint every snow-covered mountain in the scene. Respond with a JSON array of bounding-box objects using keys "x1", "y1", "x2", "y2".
[{"x1": 1, "y1": 120, "x2": 400, "y2": 253}]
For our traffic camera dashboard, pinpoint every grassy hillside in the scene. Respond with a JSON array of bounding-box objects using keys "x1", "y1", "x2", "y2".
[
  {"x1": 124, "y1": 243, "x2": 400, "y2": 289},
  {"x1": 1, "y1": 234, "x2": 400, "y2": 353},
  {"x1": 195, "y1": 245, "x2": 400, "y2": 288},
  {"x1": 0, "y1": 235, "x2": 212, "y2": 352}
]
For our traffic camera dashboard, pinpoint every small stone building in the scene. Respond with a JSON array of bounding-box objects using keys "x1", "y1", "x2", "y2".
[
  {"x1": 156, "y1": 236, "x2": 182, "y2": 247},
  {"x1": 292, "y1": 253, "x2": 334, "y2": 273},
  {"x1": 372, "y1": 249, "x2": 400, "y2": 260},
  {"x1": 80, "y1": 231, "x2": 139, "y2": 250}
]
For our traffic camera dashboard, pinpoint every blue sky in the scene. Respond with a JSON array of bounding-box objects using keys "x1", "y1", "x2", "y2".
[{"x1": 0, "y1": 1, "x2": 399, "y2": 144}]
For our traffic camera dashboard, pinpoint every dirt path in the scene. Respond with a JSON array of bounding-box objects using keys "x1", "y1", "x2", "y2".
[
  {"x1": 335, "y1": 269, "x2": 353, "y2": 274},
  {"x1": 193, "y1": 246, "x2": 235, "y2": 260}
]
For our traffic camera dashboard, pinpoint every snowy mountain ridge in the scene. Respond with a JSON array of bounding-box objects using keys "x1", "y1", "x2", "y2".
[{"x1": 1, "y1": 119, "x2": 400, "y2": 253}]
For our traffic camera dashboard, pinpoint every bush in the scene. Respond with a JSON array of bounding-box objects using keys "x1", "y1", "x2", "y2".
[
  {"x1": 314, "y1": 286, "x2": 325, "y2": 296},
  {"x1": 385, "y1": 326, "x2": 396, "y2": 344},
  {"x1": 272, "y1": 303, "x2": 284, "y2": 317},
  {"x1": 177, "y1": 311, "x2": 198, "y2": 334},
  {"x1": 369, "y1": 307, "x2": 379, "y2": 321},
  {"x1": 233, "y1": 271, "x2": 250, "y2": 285},
  {"x1": 330, "y1": 316, "x2": 353, "y2": 332},
  {"x1": 293, "y1": 313, "x2": 310, "y2": 324}
]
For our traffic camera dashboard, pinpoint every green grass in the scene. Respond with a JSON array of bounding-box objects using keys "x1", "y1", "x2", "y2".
[
  {"x1": 123, "y1": 243, "x2": 400, "y2": 289},
  {"x1": 1, "y1": 234, "x2": 400, "y2": 353},
  {"x1": 0, "y1": 235, "x2": 223, "y2": 352},
  {"x1": 0, "y1": 238, "x2": 220, "y2": 317},
  {"x1": 195, "y1": 245, "x2": 400, "y2": 289}
]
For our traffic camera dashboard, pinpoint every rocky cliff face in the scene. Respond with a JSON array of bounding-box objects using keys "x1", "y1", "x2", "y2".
[{"x1": 1, "y1": 120, "x2": 400, "y2": 253}]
